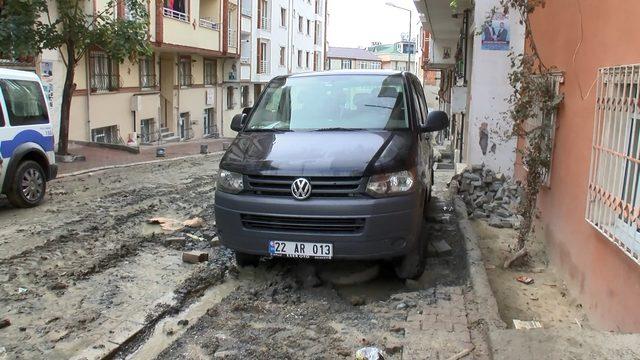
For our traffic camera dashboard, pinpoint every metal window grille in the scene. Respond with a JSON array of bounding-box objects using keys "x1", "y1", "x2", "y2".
[
  {"x1": 90, "y1": 52, "x2": 119, "y2": 92},
  {"x1": 523, "y1": 72, "x2": 563, "y2": 186},
  {"x1": 139, "y1": 56, "x2": 156, "y2": 88},
  {"x1": 178, "y1": 58, "x2": 192, "y2": 86},
  {"x1": 586, "y1": 64, "x2": 640, "y2": 265},
  {"x1": 204, "y1": 60, "x2": 216, "y2": 85}
]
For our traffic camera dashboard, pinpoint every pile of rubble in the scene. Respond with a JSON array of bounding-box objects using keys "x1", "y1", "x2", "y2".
[{"x1": 451, "y1": 164, "x2": 524, "y2": 229}]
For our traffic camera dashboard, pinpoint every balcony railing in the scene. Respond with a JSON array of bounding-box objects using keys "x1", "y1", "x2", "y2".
[
  {"x1": 163, "y1": 7, "x2": 189, "y2": 22},
  {"x1": 199, "y1": 17, "x2": 220, "y2": 30},
  {"x1": 258, "y1": 16, "x2": 270, "y2": 30},
  {"x1": 90, "y1": 74, "x2": 120, "y2": 92},
  {"x1": 228, "y1": 29, "x2": 238, "y2": 48},
  {"x1": 258, "y1": 60, "x2": 270, "y2": 75}
]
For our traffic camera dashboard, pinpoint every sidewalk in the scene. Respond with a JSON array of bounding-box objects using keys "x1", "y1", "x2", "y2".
[{"x1": 58, "y1": 138, "x2": 231, "y2": 175}]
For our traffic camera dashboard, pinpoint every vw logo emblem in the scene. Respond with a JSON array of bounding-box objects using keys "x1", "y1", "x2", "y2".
[{"x1": 291, "y1": 178, "x2": 312, "y2": 200}]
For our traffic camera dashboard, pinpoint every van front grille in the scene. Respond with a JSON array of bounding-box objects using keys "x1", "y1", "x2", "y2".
[
  {"x1": 245, "y1": 175, "x2": 363, "y2": 197},
  {"x1": 241, "y1": 214, "x2": 365, "y2": 233}
]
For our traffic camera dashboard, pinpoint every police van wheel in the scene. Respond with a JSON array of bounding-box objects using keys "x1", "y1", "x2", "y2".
[
  {"x1": 7, "y1": 161, "x2": 47, "y2": 208},
  {"x1": 235, "y1": 252, "x2": 260, "y2": 267}
]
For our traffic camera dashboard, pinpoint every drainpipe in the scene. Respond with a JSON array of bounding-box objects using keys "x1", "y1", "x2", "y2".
[{"x1": 85, "y1": 55, "x2": 92, "y2": 141}]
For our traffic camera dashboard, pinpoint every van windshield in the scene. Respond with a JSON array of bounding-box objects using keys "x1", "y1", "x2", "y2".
[{"x1": 246, "y1": 74, "x2": 408, "y2": 131}]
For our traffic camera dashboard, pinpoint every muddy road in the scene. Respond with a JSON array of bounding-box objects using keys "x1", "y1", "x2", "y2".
[{"x1": 0, "y1": 156, "x2": 480, "y2": 359}]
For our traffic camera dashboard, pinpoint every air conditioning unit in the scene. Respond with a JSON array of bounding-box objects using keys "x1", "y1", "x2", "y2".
[{"x1": 131, "y1": 95, "x2": 142, "y2": 112}]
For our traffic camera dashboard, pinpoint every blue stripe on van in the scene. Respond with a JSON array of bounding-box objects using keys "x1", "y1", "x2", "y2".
[{"x1": 0, "y1": 129, "x2": 55, "y2": 158}]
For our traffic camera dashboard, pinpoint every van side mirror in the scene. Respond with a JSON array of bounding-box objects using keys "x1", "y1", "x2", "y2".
[
  {"x1": 231, "y1": 113, "x2": 246, "y2": 132},
  {"x1": 421, "y1": 110, "x2": 449, "y2": 133},
  {"x1": 242, "y1": 107, "x2": 252, "y2": 115}
]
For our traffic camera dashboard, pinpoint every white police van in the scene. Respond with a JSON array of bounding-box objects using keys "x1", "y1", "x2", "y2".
[{"x1": 0, "y1": 68, "x2": 57, "y2": 207}]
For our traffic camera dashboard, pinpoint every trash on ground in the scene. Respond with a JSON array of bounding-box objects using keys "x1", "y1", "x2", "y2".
[
  {"x1": 513, "y1": 319, "x2": 543, "y2": 329},
  {"x1": 17, "y1": 288, "x2": 27, "y2": 294},
  {"x1": 0, "y1": 319, "x2": 10, "y2": 329},
  {"x1": 148, "y1": 217, "x2": 184, "y2": 232},
  {"x1": 515, "y1": 275, "x2": 534, "y2": 285},
  {"x1": 355, "y1": 346, "x2": 387, "y2": 360},
  {"x1": 182, "y1": 251, "x2": 209, "y2": 264},
  {"x1": 185, "y1": 233, "x2": 207, "y2": 242},
  {"x1": 446, "y1": 345, "x2": 475, "y2": 360},
  {"x1": 183, "y1": 217, "x2": 205, "y2": 228}
]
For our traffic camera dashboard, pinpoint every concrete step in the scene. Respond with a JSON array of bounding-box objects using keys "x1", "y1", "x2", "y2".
[
  {"x1": 161, "y1": 136, "x2": 181, "y2": 143},
  {"x1": 161, "y1": 131, "x2": 175, "y2": 139},
  {"x1": 160, "y1": 127, "x2": 170, "y2": 133}
]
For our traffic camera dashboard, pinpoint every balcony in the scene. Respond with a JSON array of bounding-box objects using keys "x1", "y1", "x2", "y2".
[
  {"x1": 258, "y1": 16, "x2": 270, "y2": 31},
  {"x1": 163, "y1": 7, "x2": 189, "y2": 22},
  {"x1": 258, "y1": 60, "x2": 270, "y2": 75},
  {"x1": 199, "y1": 17, "x2": 220, "y2": 30}
]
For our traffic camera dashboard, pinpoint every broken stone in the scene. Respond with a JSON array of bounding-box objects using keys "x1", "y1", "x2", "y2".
[
  {"x1": 0, "y1": 319, "x2": 10, "y2": 329},
  {"x1": 49, "y1": 282, "x2": 68, "y2": 290},
  {"x1": 462, "y1": 172, "x2": 481, "y2": 181},
  {"x1": 430, "y1": 239, "x2": 453, "y2": 257},
  {"x1": 488, "y1": 216, "x2": 504, "y2": 228},
  {"x1": 350, "y1": 296, "x2": 365, "y2": 306},
  {"x1": 472, "y1": 210, "x2": 488, "y2": 219},
  {"x1": 496, "y1": 208, "x2": 512, "y2": 218},
  {"x1": 182, "y1": 251, "x2": 209, "y2": 264},
  {"x1": 177, "y1": 319, "x2": 189, "y2": 326},
  {"x1": 163, "y1": 237, "x2": 186, "y2": 248},
  {"x1": 183, "y1": 217, "x2": 205, "y2": 228},
  {"x1": 395, "y1": 302, "x2": 408, "y2": 310}
]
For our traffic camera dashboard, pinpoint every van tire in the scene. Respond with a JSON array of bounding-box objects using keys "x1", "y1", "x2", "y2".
[
  {"x1": 7, "y1": 161, "x2": 47, "y2": 208},
  {"x1": 394, "y1": 235, "x2": 426, "y2": 280},
  {"x1": 235, "y1": 252, "x2": 260, "y2": 267}
]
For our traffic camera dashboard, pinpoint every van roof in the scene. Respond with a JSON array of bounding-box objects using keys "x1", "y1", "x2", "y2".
[{"x1": 0, "y1": 68, "x2": 41, "y2": 82}]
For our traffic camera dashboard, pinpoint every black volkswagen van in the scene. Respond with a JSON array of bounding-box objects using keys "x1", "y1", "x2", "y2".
[{"x1": 215, "y1": 70, "x2": 448, "y2": 279}]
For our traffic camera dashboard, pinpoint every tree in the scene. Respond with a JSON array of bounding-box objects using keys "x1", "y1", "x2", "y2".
[{"x1": 0, "y1": 0, "x2": 150, "y2": 154}]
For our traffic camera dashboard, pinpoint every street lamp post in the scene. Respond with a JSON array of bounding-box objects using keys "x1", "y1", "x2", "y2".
[{"x1": 385, "y1": 2, "x2": 412, "y2": 73}]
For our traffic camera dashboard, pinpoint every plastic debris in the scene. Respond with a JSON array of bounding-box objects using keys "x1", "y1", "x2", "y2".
[
  {"x1": 17, "y1": 288, "x2": 27, "y2": 294},
  {"x1": 355, "y1": 347, "x2": 386, "y2": 360},
  {"x1": 513, "y1": 319, "x2": 543, "y2": 329},
  {"x1": 515, "y1": 275, "x2": 534, "y2": 285}
]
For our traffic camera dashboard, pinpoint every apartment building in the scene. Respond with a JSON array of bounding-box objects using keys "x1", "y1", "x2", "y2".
[
  {"x1": 326, "y1": 47, "x2": 381, "y2": 70},
  {"x1": 39, "y1": 0, "x2": 241, "y2": 145},
  {"x1": 367, "y1": 40, "x2": 417, "y2": 73},
  {"x1": 223, "y1": 0, "x2": 326, "y2": 135}
]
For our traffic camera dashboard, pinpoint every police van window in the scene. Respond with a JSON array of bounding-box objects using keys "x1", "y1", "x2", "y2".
[
  {"x1": 0, "y1": 99, "x2": 5, "y2": 127},
  {"x1": 0, "y1": 79, "x2": 49, "y2": 126}
]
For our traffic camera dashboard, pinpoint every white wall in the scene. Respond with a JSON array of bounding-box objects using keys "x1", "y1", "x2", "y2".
[{"x1": 465, "y1": 0, "x2": 525, "y2": 176}]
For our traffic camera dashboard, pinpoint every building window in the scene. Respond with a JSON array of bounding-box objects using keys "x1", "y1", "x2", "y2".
[
  {"x1": 297, "y1": 50, "x2": 302, "y2": 68},
  {"x1": 91, "y1": 125, "x2": 118, "y2": 144},
  {"x1": 178, "y1": 56, "x2": 192, "y2": 86},
  {"x1": 587, "y1": 65, "x2": 640, "y2": 265},
  {"x1": 341, "y1": 59, "x2": 351, "y2": 69},
  {"x1": 227, "y1": 87, "x2": 236, "y2": 109},
  {"x1": 305, "y1": 52, "x2": 310, "y2": 69},
  {"x1": 163, "y1": 0, "x2": 188, "y2": 21},
  {"x1": 306, "y1": 19, "x2": 311, "y2": 35},
  {"x1": 90, "y1": 50, "x2": 119, "y2": 92},
  {"x1": 315, "y1": 0, "x2": 320, "y2": 14},
  {"x1": 257, "y1": 39, "x2": 269, "y2": 74},
  {"x1": 257, "y1": 0, "x2": 269, "y2": 30},
  {"x1": 279, "y1": 46, "x2": 286, "y2": 67},
  {"x1": 298, "y1": 16, "x2": 303, "y2": 33},
  {"x1": 204, "y1": 59, "x2": 216, "y2": 85},
  {"x1": 280, "y1": 7, "x2": 286, "y2": 27},
  {"x1": 139, "y1": 55, "x2": 156, "y2": 88},
  {"x1": 203, "y1": 107, "x2": 217, "y2": 136},
  {"x1": 241, "y1": 85, "x2": 250, "y2": 107}
]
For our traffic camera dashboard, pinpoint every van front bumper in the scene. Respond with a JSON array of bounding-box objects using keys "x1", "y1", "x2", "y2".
[{"x1": 214, "y1": 191, "x2": 424, "y2": 260}]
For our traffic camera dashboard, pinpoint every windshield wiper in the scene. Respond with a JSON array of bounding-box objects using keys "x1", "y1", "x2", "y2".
[
  {"x1": 245, "y1": 128, "x2": 292, "y2": 132},
  {"x1": 364, "y1": 104, "x2": 393, "y2": 109},
  {"x1": 314, "y1": 127, "x2": 367, "y2": 131}
]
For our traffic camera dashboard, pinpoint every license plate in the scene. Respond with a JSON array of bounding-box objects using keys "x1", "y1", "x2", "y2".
[{"x1": 268, "y1": 241, "x2": 333, "y2": 259}]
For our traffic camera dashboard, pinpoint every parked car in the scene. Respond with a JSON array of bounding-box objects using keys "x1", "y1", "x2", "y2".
[
  {"x1": 0, "y1": 68, "x2": 57, "y2": 207},
  {"x1": 215, "y1": 70, "x2": 448, "y2": 279}
]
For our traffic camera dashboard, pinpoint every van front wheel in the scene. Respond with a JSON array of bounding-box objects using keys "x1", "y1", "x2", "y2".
[
  {"x1": 394, "y1": 236, "x2": 426, "y2": 280},
  {"x1": 7, "y1": 160, "x2": 47, "y2": 208}
]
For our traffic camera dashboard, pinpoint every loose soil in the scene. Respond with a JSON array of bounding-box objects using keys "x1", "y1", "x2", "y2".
[{"x1": 471, "y1": 220, "x2": 589, "y2": 330}]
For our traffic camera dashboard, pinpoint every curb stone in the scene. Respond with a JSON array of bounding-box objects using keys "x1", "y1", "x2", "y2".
[
  {"x1": 453, "y1": 192, "x2": 507, "y2": 330},
  {"x1": 57, "y1": 151, "x2": 226, "y2": 179}
]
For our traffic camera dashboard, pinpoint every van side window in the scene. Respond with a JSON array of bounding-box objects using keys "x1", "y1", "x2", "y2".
[
  {"x1": 0, "y1": 99, "x2": 4, "y2": 127},
  {"x1": 0, "y1": 79, "x2": 49, "y2": 126}
]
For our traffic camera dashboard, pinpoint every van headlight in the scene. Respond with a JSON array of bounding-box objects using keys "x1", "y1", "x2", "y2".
[
  {"x1": 366, "y1": 170, "x2": 415, "y2": 197},
  {"x1": 217, "y1": 169, "x2": 244, "y2": 194}
]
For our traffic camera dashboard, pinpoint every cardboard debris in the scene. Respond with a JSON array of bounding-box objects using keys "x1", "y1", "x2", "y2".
[
  {"x1": 513, "y1": 319, "x2": 543, "y2": 329},
  {"x1": 183, "y1": 217, "x2": 205, "y2": 228},
  {"x1": 182, "y1": 251, "x2": 209, "y2": 264},
  {"x1": 148, "y1": 217, "x2": 183, "y2": 232},
  {"x1": 516, "y1": 275, "x2": 534, "y2": 285}
]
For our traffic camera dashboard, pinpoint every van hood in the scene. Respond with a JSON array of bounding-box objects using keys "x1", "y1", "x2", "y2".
[{"x1": 220, "y1": 130, "x2": 416, "y2": 177}]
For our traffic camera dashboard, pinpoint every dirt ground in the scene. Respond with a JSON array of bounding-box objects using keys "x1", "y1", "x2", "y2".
[
  {"x1": 471, "y1": 220, "x2": 589, "y2": 330},
  {"x1": 0, "y1": 156, "x2": 482, "y2": 359}
]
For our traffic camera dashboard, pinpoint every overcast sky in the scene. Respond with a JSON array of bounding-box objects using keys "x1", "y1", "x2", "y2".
[{"x1": 327, "y1": 0, "x2": 420, "y2": 49}]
